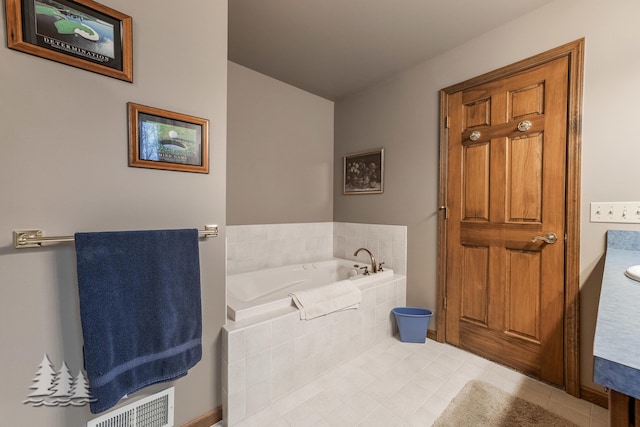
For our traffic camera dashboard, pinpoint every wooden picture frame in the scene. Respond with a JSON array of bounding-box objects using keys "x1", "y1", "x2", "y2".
[
  {"x1": 128, "y1": 103, "x2": 210, "y2": 174},
  {"x1": 5, "y1": 0, "x2": 133, "y2": 82},
  {"x1": 343, "y1": 148, "x2": 384, "y2": 194}
]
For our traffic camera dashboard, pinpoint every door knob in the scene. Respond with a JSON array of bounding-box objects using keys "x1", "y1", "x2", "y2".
[
  {"x1": 517, "y1": 120, "x2": 532, "y2": 132},
  {"x1": 531, "y1": 233, "x2": 558, "y2": 244}
]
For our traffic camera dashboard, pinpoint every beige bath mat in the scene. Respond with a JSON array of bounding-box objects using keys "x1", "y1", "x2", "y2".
[{"x1": 432, "y1": 380, "x2": 579, "y2": 426}]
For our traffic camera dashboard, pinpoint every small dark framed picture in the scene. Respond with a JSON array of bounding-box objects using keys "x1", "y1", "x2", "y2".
[
  {"x1": 344, "y1": 148, "x2": 384, "y2": 195},
  {"x1": 5, "y1": 0, "x2": 133, "y2": 82},
  {"x1": 128, "y1": 103, "x2": 210, "y2": 174}
]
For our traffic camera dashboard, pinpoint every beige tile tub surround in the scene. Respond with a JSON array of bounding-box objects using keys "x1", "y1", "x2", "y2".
[
  {"x1": 226, "y1": 222, "x2": 407, "y2": 276},
  {"x1": 222, "y1": 275, "x2": 407, "y2": 425}
]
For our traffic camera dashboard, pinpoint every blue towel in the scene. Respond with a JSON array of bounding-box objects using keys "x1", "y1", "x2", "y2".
[{"x1": 75, "y1": 229, "x2": 202, "y2": 414}]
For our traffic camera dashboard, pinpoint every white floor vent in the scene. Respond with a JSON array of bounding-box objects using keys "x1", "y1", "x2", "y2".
[{"x1": 87, "y1": 387, "x2": 174, "y2": 427}]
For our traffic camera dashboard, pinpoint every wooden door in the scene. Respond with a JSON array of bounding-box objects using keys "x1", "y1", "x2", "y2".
[{"x1": 444, "y1": 56, "x2": 568, "y2": 386}]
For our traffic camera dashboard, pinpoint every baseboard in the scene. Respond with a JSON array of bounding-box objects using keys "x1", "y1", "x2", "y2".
[
  {"x1": 427, "y1": 329, "x2": 437, "y2": 341},
  {"x1": 581, "y1": 385, "x2": 608, "y2": 409},
  {"x1": 181, "y1": 406, "x2": 223, "y2": 427}
]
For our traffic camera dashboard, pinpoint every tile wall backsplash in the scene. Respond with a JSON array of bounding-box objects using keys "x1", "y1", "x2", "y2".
[
  {"x1": 227, "y1": 222, "x2": 407, "y2": 276},
  {"x1": 333, "y1": 222, "x2": 407, "y2": 276},
  {"x1": 227, "y1": 223, "x2": 334, "y2": 275}
]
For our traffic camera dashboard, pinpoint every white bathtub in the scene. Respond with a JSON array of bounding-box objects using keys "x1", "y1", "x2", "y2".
[{"x1": 227, "y1": 258, "x2": 393, "y2": 321}]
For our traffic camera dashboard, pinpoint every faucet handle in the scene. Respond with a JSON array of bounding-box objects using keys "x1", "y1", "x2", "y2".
[
  {"x1": 378, "y1": 262, "x2": 385, "y2": 272},
  {"x1": 359, "y1": 266, "x2": 370, "y2": 275}
]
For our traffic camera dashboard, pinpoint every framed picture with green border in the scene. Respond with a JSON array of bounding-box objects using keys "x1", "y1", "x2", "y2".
[
  {"x1": 5, "y1": 0, "x2": 133, "y2": 82},
  {"x1": 128, "y1": 103, "x2": 210, "y2": 174}
]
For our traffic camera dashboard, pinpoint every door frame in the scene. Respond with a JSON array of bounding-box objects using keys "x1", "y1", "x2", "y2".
[{"x1": 436, "y1": 39, "x2": 584, "y2": 397}]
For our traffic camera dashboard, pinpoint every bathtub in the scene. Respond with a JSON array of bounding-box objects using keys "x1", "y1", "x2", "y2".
[{"x1": 227, "y1": 258, "x2": 393, "y2": 321}]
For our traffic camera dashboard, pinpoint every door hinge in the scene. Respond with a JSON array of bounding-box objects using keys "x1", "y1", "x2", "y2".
[
  {"x1": 443, "y1": 297, "x2": 447, "y2": 310},
  {"x1": 445, "y1": 116, "x2": 450, "y2": 128},
  {"x1": 439, "y1": 205, "x2": 449, "y2": 219}
]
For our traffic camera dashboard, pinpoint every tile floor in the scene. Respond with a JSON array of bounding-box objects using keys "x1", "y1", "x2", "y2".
[{"x1": 228, "y1": 335, "x2": 609, "y2": 427}]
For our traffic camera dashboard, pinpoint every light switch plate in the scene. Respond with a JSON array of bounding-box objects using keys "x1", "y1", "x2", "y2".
[{"x1": 590, "y1": 202, "x2": 640, "y2": 223}]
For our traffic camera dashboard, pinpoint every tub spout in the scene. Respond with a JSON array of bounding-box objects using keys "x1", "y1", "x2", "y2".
[{"x1": 354, "y1": 247, "x2": 378, "y2": 273}]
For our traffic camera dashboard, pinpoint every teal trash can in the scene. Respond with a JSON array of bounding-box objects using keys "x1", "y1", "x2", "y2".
[{"x1": 392, "y1": 307, "x2": 432, "y2": 343}]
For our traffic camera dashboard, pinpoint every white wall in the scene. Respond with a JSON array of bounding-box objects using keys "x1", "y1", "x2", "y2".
[
  {"x1": 227, "y1": 62, "x2": 335, "y2": 225},
  {"x1": 0, "y1": 1, "x2": 227, "y2": 425},
  {"x1": 334, "y1": 0, "x2": 640, "y2": 391}
]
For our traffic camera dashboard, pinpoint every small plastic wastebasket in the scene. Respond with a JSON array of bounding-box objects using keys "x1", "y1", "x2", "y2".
[{"x1": 392, "y1": 307, "x2": 432, "y2": 343}]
